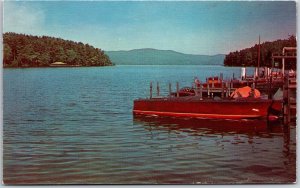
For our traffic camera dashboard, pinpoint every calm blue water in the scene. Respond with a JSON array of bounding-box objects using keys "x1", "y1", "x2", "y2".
[{"x1": 3, "y1": 65, "x2": 296, "y2": 184}]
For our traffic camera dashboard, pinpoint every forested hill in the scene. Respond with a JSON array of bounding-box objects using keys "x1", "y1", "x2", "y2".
[
  {"x1": 3, "y1": 32, "x2": 113, "y2": 67},
  {"x1": 224, "y1": 36, "x2": 296, "y2": 67},
  {"x1": 106, "y1": 49, "x2": 225, "y2": 65}
]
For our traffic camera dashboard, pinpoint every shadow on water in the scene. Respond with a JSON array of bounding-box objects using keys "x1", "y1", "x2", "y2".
[{"x1": 133, "y1": 114, "x2": 283, "y2": 136}]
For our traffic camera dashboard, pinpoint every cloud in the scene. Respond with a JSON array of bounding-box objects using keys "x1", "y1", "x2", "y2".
[{"x1": 3, "y1": 1, "x2": 45, "y2": 35}]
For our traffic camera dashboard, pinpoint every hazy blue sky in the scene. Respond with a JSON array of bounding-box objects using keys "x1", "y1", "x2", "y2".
[{"x1": 3, "y1": 1, "x2": 296, "y2": 55}]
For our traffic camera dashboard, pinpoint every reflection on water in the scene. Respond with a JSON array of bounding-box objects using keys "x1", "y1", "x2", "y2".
[
  {"x1": 133, "y1": 115, "x2": 283, "y2": 135},
  {"x1": 133, "y1": 115, "x2": 296, "y2": 183}
]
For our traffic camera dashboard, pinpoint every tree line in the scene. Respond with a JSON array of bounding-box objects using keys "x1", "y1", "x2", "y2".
[
  {"x1": 3, "y1": 32, "x2": 114, "y2": 67},
  {"x1": 224, "y1": 35, "x2": 296, "y2": 68}
]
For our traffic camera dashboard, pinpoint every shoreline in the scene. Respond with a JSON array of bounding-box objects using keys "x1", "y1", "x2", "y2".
[{"x1": 3, "y1": 65, "x2": 115, "y2": 69}]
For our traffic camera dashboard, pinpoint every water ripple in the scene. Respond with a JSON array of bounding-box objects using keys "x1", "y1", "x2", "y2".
[{"x1": 3, "y1": 66, "x2": 296, "y2": 184}]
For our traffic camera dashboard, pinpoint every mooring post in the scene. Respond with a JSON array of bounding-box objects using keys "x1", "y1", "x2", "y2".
[
  {"x1": 169, "y1": 82, "x2": 172, "y2": 96},
  {"x1": 267, "y1": 76, "x2": 272, "y2": 99},
  {"x1": 287, "y1": 76, "x2": 291, "y2": 124},
  {"x1": 282, "y1": 74, "x2": 291, "y2": 125},
  {"x1": 212, "y1": 77, "x2": 215, "y2": 88},
  {"x1": 221, "y1": 81, "x2": 224, "y2": 98},
  {"x1": 150, "y1": 82, "x2": 153, "y2": 99},
  {"x1": 207, "y1": 81, "x2": 210, "y2": 98},
  {"x1": 229, "y1": 80, "x2": 232, "y2": 95},
  {"x1": 176, "y1": 82, "x2": 179, "y2": 97},
  {"x1": 199, "y1": 83, "x2": 203, "y2": 100},
  {"x1": 157, "y1": 82, "x2": 160, "y2": 96},
  {"x1": 267, "y1": 77, "x2": 270, "y2": 99},
  {"x1": 283, "y1": 75, "x2": 286, "y2": 124},
  {"x1": 225, "y1": 81, "x2": 229, "y2": 97}
]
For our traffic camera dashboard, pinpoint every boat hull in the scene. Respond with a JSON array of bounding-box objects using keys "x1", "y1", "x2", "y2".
[{"x1": 133, "y1": 97, "x2": 282, "y2": 120}]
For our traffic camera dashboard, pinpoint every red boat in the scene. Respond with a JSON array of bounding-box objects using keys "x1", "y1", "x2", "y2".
[{"x1": 133, "y1": 96, "x2": 282, "y2": 120}]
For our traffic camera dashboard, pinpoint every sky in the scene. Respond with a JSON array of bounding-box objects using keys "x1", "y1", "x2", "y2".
[{"x1": 3, "y1": 1, "x2": 297, "y2": 55}]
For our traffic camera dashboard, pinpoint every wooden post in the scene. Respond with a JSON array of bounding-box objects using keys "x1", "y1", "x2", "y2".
[
  {"x1": 284, "y1": 80, "x2": 288, "y2": 124},
  {"x1": 282, "y1": 57, "x2": 285, "y2": 76},
  {"x1": 226, "y1": 81, "x2": 229, "y2": 97},
  {"x1": 176, "y1": 82, "x2": 179, "y2": 97},
  {"x1": 287, "y1": 76, "x2": 291, "y2": 124},
  {"x1": 268, "y1": 76, "x2": 272, "y2": 99},
  {"x1": 267, "y1": 77, "x2": 270, "y2": 99},
  {"x1": 283, "y1": 75, "x2": 291, "y2": 125},
  {"x1": 169, "y1": 83, "x2": 172, "y2": 96},
  {"x1": 207, "y1": 81, "x2": 210, "y2": 98},
  {"x1": 157, "y1": 82, "x2": 160, "y2": 96},
  {"x1": 150, "y1": 82, "x2": 153, "y2": 99},
  {"x1": 252, "y1": 77, "x2": 256, "y2": 89},
  {"x1": 199, "y1": 83, "x2": 203, "y2": 100},
  {"x1": 221, "y1": 81, "x2": 224, "y2": 98},
  {"x1": 212, "y1": 77, "x2": 215, "y2": 88},
  {"x1": 229, "y1": 80, "x2": 232, "y2": 95},
  {"x1": 283, "y1": 75, "x2": 286, "y2": 124}
]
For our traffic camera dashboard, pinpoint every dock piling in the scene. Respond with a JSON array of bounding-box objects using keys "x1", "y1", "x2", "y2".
[
  {"x1": 157, "y1": 82, "x2": 160, "y2": 96},
  {"x1": 150, "y1": 82, "x2": 153, "y2": 99},
  {"x1": 283, "y1": 75, "x2": 295, "y2": 125},
  {"x1": 225, "y1": 81, "x2": 229, "y2": 97},
  {"x1": 207, "y1": 80, "x2": 210, "y2": 98},
  {"x1": 221, "y1": 81, "x2": 224, "y2": 98},
  {"x1": 267, "y1": 76, "x2": 272, "y2": 99},
  {"x1": 229, "y1": 80, "x2": 232, "y2": 95},
  {"x1": 176, "y1": 82, "x2": 179, "y2": 97},
  {"x1": 253, "y1": 77, "x2": 257, "y2": 89}
]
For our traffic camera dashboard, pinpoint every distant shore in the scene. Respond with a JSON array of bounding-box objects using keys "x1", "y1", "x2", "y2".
[{"x1": 3, "y1": 64, "x2": 115, "y2": 68}]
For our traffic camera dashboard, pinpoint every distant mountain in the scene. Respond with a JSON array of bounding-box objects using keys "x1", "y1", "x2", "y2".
[{"x1": 105, "y1": 48, "x2": 225, "y2": 65}]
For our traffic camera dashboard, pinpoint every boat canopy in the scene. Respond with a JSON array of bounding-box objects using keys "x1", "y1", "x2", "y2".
[{"x1": 230, "y1": 86, "x2": 260, "y2": 98}]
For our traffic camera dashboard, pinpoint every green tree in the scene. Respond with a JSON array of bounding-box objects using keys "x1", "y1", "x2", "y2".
[
  {"x1": 66, "y1": 49, "x2": 77, "y2": 65},
  {"x1": 3, "y1": 44, "x2": 13, "y2": 66},
  {"x1": 3, "y1": 32, "x2": 114, "y2": 67}
]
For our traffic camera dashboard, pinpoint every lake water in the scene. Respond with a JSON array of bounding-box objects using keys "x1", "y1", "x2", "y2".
[{"x1": 3, "y1": 65, "x2": 296, "y2": 184}]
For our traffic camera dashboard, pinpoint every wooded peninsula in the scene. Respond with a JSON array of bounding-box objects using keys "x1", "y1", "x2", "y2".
[
  {"x1": 3, "y1": 33, "x2": 114, "y2": 67},
  {"x1": 224, "y1": 35, "x2": 296, "y2": 67}
]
